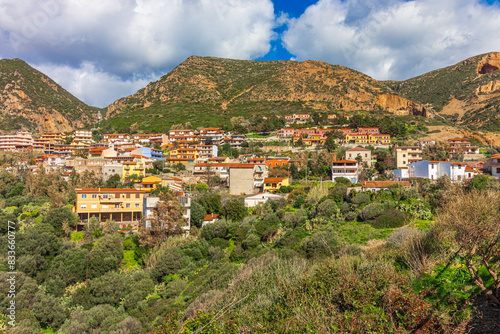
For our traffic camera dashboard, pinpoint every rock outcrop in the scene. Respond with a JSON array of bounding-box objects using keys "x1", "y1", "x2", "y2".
[
  {"x1": 476, "y1": 80, "x2": 500, "y2": 94},
  {"x1": 374, "y1": 94, "x2": 428, "y2": 117},
  {"x1": 476, "y1": 52, "x2": 500, "y2": 74}
]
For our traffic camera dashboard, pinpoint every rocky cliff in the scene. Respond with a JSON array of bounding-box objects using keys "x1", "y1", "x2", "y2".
[
  {"x1": 374, "y1": 94, "x2": 427, "y2": 117},
  {"x1": 0, "y1": 58, "x2": 101, "y2": 133}
]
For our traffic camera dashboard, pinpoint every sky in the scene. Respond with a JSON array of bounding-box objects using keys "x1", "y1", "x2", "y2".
[{"x1": 1, "y1": 0, "x2": 500, "y2": 108}]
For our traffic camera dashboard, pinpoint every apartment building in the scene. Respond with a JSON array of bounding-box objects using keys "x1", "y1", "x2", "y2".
[
  {"x1": 393, "y1": 146, "x2": 422, "y2": 169},
  {"x1": 332, "y1": 160, "x2": 359, "y2": 184},
  {"x1": 408, "y1": 160, "x2": 474, "y2": 182},
  {"x1": 0, "y1": 131, "x2": 34, "y2": 151},
  {"x1": 103, "y1": 133, "x2": 131, "y2": 143},
  {"x1": 74, "y1": 188, "x2": 146, "y2": 224},
  {"x1": 228, "y1": 163, "x2": 267, "y2": 195},
  {"x1": 277, "y1": 128, "x2": 295, "y2": 138},
  {"x1": 122, "y1": 158, "x2": 146, "y2": 182},
  {"x1": 73, "y1": 130, "x2": 92, "y2": 143},
  {"x1": 199, "y1": 128, "x2": 224, "y2": 145},
  {"x1": 345, "y1": 147, "x2": 372, "y2": 166}
]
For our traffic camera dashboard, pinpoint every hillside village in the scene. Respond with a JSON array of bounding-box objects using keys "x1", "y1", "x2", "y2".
[{"x1": 0, "y1": 110, "x2": 496, "y2": 234}]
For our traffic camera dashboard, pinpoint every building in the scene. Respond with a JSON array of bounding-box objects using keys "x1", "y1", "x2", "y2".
[
  {"x1": 203, "y1": 213, "x2": 220, "y2": 226},
  {"x1": 332, "y1": 160, "x2": 359, "y2": 184},
  {"x1": 241, "y1": 192, "x2": 284, "y2": 207},
  {"x1": 345, "y1": 133, "x2": 368, "y2": 145},
  {"x1": 357, "y1": 127, "x2": 380, "y2": 135},
  {"x1": 263, "y1": 177, "x2": 289, "y2": 193},
  {"x1": 121, "y1": 158, "x2": 146, "y2": 182},
  {"x1": 195, "y1": 144, "x2": 218, "y2": 161},
  {"x1": 199, "y1": 128, "x2": 224, "y2": 145},
  {"x1": 393, "y1": 146, "x2": 422, "y2": 169},
  {"x1": 293, "y1": 113, "x2": 311, "y2": 122},
  {"x1": 74, "y1": 188, "x2": 146, "y2": 225},
  {"x1": 73, "y1": 130, "x2": 93, "y2": 143},
  {"x1": 139, "y1": 175, "x2": 162, "y2": 192},
  {"x1": 167, "y1": 147, "x2": 199, "y2": 163},
  {"x1": 448, "y1": 138, "x2": 480, "y2": 154},
  {"x1": 277, "y1": 128, "x2": 295, "y2": 138},
  {"x1": 345, "y1": 147, "x2": 372, "y2": 167},
  {"x1": 266, "y1": 158, "x2": 289, "y2": 168},
  {"x1": 102, "y1": 162, "x2": 123, "y2": 182},
  {"x1": 103, "y1": 133, "x2": 131, "y2": 143},
  {"x1": 228, "y1": 163, "x2": 267, "y2": 195},
  {"x1": 368, "y1": 134, "x2": 391, "y2": 145},
  {"x1": 483, "y1": 153, "x2": 500, "y2": 178},
  {"x1": 135, "y1": 146, "x2": 164, "y2": 160},
  {"x1": 408, "y1": 160, "x2": 474, "y2": 182},
  {"x1": 0, "y1": 131, "x2": 34, "y2": 151}
]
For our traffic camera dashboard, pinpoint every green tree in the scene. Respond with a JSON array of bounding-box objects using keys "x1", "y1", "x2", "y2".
[
  {"x1": 221, "y1": 199, "x2": 247, "y2": 222},
  {"x1": 190, "y1": 200, "x2": 207, "y2": 228}
]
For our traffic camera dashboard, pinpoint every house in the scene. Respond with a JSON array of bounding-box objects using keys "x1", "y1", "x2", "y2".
[
  {"x1": 209, "y1": 156, "x2": 230, "y2": 163},
  {"x1": 167, "y1": 148, "x2": 199, "y2": 163},
  {"x1": 142, "y1": 194, "x2": 191, "y2": 231},
  {"x1": 484, "y1": 153, "x2": 500, "y2": 178},
  {"x1": 345, "y1": 133, "x2": 368, "y2": 144},
  {"x1": 199, "y1": 128, "x2": 224, "y2": 145},
  {"x1": 121, "y1": 158, "x2": 146, "y2": 182},
  {"x1": 73, "y1": 130, "x2": 93, "y2": 144},
  {"x1": 266, "y1": 158, "x2": 289, "y2": 168},
  {"x1": 102, "y1": 162, "x2": 123, "y2": 182},
  {"x1": 139, "y1": 175, "x2": 162, "y2": 192},
  {"x1": 277, "y1": 128, "x2": 295, "y2": 138},
  {"x1": 408, "y1": 160, "x2": 474, "y2": 182},
  {"x1": 393, "y1": 146, "x2": 422, "y2": 169},
  {"x1": 327, "y1": 114, "x2": 337, "y2": 120},
  {"x1": 362, "y1": 181, "x2": 411, "y2": 191},
  {"x1": 418, "y1": 139, "x2": 436, "y2": 148},
  {"x1": 103, "y1": 133, "x2": 131, "y2": 143},
  {"x1": 293, "y1": 113, "x2": 311, "y2": 122},
  {"x1": 241, "y1": 192, "x2": 284, "y2": 207},
  {"x1": 228, "y1": 163, "x2": 267, "y2": 195},
  {"x1": 345, "y1": 147, "x2": 372, "y2": 166},
  {"x1": 74, "y1": 188, "x2": 146, "y2": 227},
  {"x1": 135, "y1": 146, "x2": 164, "y2": 160},
  {"x1": 203, "y1": 213, "x2": 220, "y2": 226},
  {"x1": 332, "y1": 160, "x2": 359, "y2": 184},
  {"x1": 357, "y1": 127, "x2": 380, "y2": 135},
  {"x1": 368, "y1": 134, "x2": 391, "y2": 145},
  {"x1": 448, "y1": 138, "x2": 480, "y2": 154},
  {"x1": 263, "y1": 177, "x2": 289, "y2": 193}
]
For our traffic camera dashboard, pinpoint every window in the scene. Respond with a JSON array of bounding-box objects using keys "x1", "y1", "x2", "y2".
[
  {"x1": 126, "y1": 203, "x2": 131, "y2": 208},
  {"x1": 135, "y1": 203, "x2": 140, "y2": 208},
  {"x1": 91, "y1": 204, "x2": 97, "y2": 209},
  {"x1": 115, "y1": 193, "x2": 120, "y2": 198},
  {"x1": 81, "y1": 194, "x2": 87, "y2": 199},
  {"x1": 135, "y1": 194, "x2": 140, "y2": 199},
  {"x1": 80, "y1": 204, "x2": 87, "y2": 209},
  {"x1": 92, "y1": 194, "x2": 97, "y2": 199},
  {"x1": 126, "y1": 193, "x2": 131, "y2": 199}
]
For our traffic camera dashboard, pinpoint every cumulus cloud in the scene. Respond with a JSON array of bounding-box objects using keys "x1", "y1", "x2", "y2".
[
  {"x1": 0, "y1": 0, "x2": 275, "y2": 106},
  {"x1": 282, "y1": 0, "x2": 500, "y2": 80}
]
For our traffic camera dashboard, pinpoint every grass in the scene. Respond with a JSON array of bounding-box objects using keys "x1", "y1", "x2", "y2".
[
  {"x1": 335, "y1": 220, "x2": 394, "y2": 245},
  {"x1": 122, "y1": 250, "x2": 141, "y2": 271},
  {"x1": 70, "y1": 231, "x2": 84, "y2": 243}
]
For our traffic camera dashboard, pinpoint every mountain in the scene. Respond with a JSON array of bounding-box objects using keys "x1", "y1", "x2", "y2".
[
  {"x1": 0, "y1": 58, "x2": 101, "y2": 133},
  {"x1": 386, "y1": 52, "x2": 500, "y2": 131},
  {"x1": 104, "y1": 56, "x2": 428, "y2": 133}
]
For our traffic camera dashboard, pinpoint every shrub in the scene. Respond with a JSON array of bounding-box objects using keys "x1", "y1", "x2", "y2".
[
  {"x1": 351, "y1": 192, "x2": 371, "y2": 206},
  {"x1": 370, "y1": 208, "x2": 407, "y2": 229}
]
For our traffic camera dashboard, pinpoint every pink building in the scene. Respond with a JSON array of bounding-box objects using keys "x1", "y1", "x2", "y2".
[
  {"x1": 277, "y1": 128, "x2": 295, "y2": 138},
  {"x1": 0, "y1": 131, "x2": 33, "y2": 152}
]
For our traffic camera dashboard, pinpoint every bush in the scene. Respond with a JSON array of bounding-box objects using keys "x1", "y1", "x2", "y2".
[
  {"x1": 201, "y1": 219, "x2": 229, "y2": 241},
  {"x1": 351, "y1": 192, "x2": 371, "y2": 206},
  {"x1": 370, "y1": 208, "x2": 407, "y2": 229},
  {"x1": 299, "y1": 230, "x2": 340, "y2": 258},
  {"x1": 209, "y1": 237, "x2": 230, "y2": 249},
  {"x1": 360, "y1": 202, "x2": 385, "y2": 221}
]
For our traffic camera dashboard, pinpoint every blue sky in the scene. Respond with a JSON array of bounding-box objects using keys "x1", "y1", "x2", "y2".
[{"x1": 1, "y1": 0, "x2": 500, "y2": 107}]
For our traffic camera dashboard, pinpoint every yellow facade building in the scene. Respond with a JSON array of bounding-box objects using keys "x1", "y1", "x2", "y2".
[
  {"x1": 264, "y1": 177, "x2": 290, "y2": 193},
  {"x1": 121, "y1": 158, "x2": 146, "y2": 182},
  {"x1": 74, "y1": 188, "x2": 146, "y2": 224}
]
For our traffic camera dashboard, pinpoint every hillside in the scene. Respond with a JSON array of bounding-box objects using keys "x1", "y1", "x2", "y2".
[
  {"x1": 386, "y1": 52, "x2": 500, "y2": 131},
  {"x1": 103, "y1": 56, "x2": 428, "y2": 133},
  {"x1": 0, "y1": 58, "x2": 101, "y2": 133}
]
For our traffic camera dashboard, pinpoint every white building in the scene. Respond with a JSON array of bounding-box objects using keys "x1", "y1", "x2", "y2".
[
  {"x1": 408, "y1": 160, "x2": 474, "y2": 182},
  {"x1": 332, "y1": 160, "x2": 359, "y2": 184},
  {"x1": 241, "y1": 192, "x2": 284, "y2": 208}
]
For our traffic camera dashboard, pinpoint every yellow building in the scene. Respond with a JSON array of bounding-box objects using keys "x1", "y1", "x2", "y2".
[
  {"x1": 122, "y1": 158, "x2": 146, "y2": 182},
  {"x1": 139, "y1": 175, "x2": 162, "y2": 192},
  {"x1": 369, "y1": 134, "x2": 391, "y2": 145},
  {"x1": 264, "y1": 177, "x2": 289, "y2": 193},
  {"x1": 345, "y1": 133, "x2": 368, "y2": 144},
  {"x1": 74, "y1": 188, "x2": 146, "y2": 224},
  {"x1": 167, "y1": 148, "x2": 200, "y2": 163}
]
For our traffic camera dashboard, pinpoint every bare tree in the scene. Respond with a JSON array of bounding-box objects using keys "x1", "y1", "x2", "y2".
[
  {"x1": 138, "y1": 193, "x2": 185, "y2": 247},
  {"x1": 438, "y1": 188, "x2": 500, "y2": 307}
]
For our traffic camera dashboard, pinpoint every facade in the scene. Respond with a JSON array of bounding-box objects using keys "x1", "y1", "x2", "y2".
[
  {"x1": 228, "y1": 163, "x2": 267, "y2": 195},
  {"x1": 73, "y1": 130, "x2": 92, "y2": 143},
  {"x1": 277, "y1": 128, "x2": 295, "y2": 138},
  {"x1": 139, "y1": 175, "x2": 162, "y2": 192},
  {"x1": 199, "y1": 128, "x2": 224, "y2": 145},
  {"x1": 242, "y1": 192, "x2": 284, "y2": 207},
  {"x1": 0, "y1": 131, "x2": 34, "y2": 151},
  {"x1": 483, "y1": 153, "x2": 500, "y2": 178},
  {"x1": 345, "y1": 147, "x2": 372, "y2": 166},
  {"x1": 102, "y1": 162, "x2": 123, "y2": 182},
  {"x1": 408, "y1": 160, "x2": 474, "y2": 182},
  {"x1": 121, "y1": 158, "x2": 146, "y2": 182},
  {"x1": 332, "y1": 160, "x2": 359, "y2": 184},
  {"x1": 74, "y1": 188, "x2": 146, "y2": 224},
  {"x1": 448, "y1": 138, "x2": 480, "y2": 154},
  {"x1": 393, "y1": 146, "x2": 422, "y2": 169},
  {"x1": 103, "y1": 133, "x2": 131, "y2": 143},
  {"x1": 263, "y1": 177, "x2": 289, "y2": 193}
]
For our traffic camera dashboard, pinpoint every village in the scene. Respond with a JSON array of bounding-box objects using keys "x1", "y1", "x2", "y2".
[{"x1": 0, "y1": 112, "x2": 495, "y2": 235}]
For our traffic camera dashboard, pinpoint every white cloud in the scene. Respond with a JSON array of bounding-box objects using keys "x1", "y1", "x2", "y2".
[
  {"x1": 0, "y1": 0, "x2": 275, "y2": 106},
  {"x1": 34, "y1": 62, "x2": 155, "y2": 108},
  {"x1": 282, "y1": 0, "x2": 500, "y2": 80}
]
